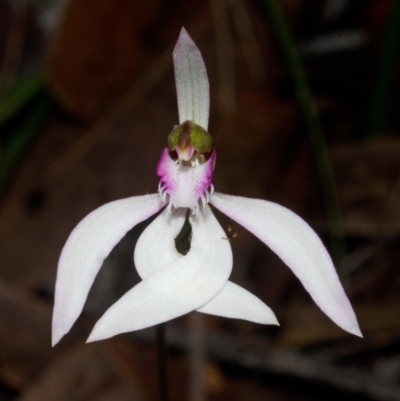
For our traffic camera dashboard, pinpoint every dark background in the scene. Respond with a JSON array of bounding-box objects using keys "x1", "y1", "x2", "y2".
[{"x1": 0, "y1": 0, "x2": 399, "y2": 400}]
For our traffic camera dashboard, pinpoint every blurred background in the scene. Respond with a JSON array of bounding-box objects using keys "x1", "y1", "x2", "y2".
[{"x1": 0, "y1": 0, "x2": 400, "y2": 400}]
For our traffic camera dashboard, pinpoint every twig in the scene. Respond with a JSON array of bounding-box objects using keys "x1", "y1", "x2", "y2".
[
  {"x1": 131, "y1": 327, "x2": 400, "y2": 401},
  {"x1": 188, "y1": 313, "x2": 206, "y2": 401},
  {"x1": 155, "y1": 324, "x2": 169, "y2": 401}
]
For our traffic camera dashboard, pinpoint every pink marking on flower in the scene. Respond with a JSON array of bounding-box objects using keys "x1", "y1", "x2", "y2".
[{"x1": 156, "y1": 148, "x2": 216, "y2": 212}]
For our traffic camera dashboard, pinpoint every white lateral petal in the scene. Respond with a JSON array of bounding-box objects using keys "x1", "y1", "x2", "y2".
[
  {"x1": 211, "y1": 192, "x2": 362, "y2": 337},
  {"x1": 173, "y1": 27, "x2": 210, "y2": 129},
  {"x1": 87, "y1": 206, "x2": 232, "y2": 342},
  {"x1": 134, "y1": 206, "x2": 277, "y2": 325},
  {"x1": 134, "y1": 207, "x2": 186, "y2": 279},
  {"x1": 198, "y1": 281, "x2": 279, "y2": 325},
  {"x1": 52, "y1": 194, "x2": 165, "y2": 346}
]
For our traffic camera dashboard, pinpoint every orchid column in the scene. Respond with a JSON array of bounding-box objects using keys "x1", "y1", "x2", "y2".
[{"x1": 52, "y1": 28, "x2": 361, "y2": 347}]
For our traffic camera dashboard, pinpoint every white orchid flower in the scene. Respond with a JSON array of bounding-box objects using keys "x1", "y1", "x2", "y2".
[{"x1": 52, "y1": 28, "x2": 362, "y2": 346}]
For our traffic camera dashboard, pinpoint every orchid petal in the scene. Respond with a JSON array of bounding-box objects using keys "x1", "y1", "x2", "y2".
[
  {"x1": 134, "y1": 207, "x2": 278, "y2": 325},
  {"x1": 211, "y1": 192, "x2": 362, "y2": 337},
  {"x1": 173, "y1": 28, "x2": 210, "y2": 129},
  {"x1": 52, "y1": 194, "x2": 165, "y2": 346},
  {"x1": 134, "y1": 207, "x2": 186, "y2": 278},
  {"x1": 87, "y1": 206, "x2": 232, "y2": 342},
  {"x1": 197, "y1": 281, "x2": 278, "y2": 325}
]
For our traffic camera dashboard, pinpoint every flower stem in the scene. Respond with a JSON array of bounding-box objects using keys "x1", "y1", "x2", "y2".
[
  {"x1": 156, "y1": 323, "x2": 169, "y2": 401},
  {"x1": 262, "y1": 0, "x2": 347, "y2": 277},
  {"x1": 154, "y1": 212, "x2": 191, "y2": 401}
]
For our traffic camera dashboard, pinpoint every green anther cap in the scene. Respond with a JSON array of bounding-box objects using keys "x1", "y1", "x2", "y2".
[{"x1": 167, "y1": 120, "x2": 213, "y2": 154}]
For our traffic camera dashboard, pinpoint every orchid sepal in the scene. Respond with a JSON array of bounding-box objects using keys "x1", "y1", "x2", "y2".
[
  {"x1": 210, "y1": 192, "x2": 362, "y2": 337},
  {"x1": 52, "y1": 194, "x2": 165, "y2": 346},
  {"x1": 173, "y1": 28, "x2": 209, "y2": 130}
]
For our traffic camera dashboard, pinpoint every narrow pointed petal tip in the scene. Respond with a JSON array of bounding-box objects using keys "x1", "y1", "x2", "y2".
[
  {"x1": 52, "y1": 194, "x2": 165, "y2": 346},
  {"x1": 211, "y1": 192, "x2": 362, "y2": 337},
  {"x1": 173, "y1": 27, "x2": 210, "y2": 129},
  {"x1": 198, "y1": 282, "x2": 280, "y2": 326},
  {"x1": 51, "y1": 329, "x2": 64, "y2": 347},
  {"x1": 346, "y1": 323, "x2": 363, "y2": 338},
  {"x1": 86, "y1": 330, "x2": 103, "y2": 344}
]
